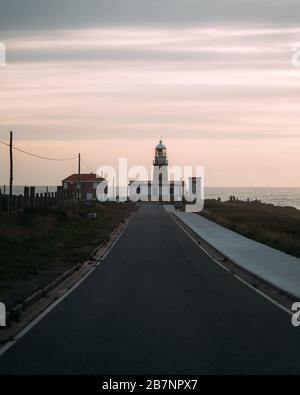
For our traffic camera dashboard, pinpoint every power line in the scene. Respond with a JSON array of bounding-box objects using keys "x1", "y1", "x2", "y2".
[
  {"x1": 0, "y1": 137, "x2": 96, "y2": 176},
  {"x1": 0, "y1": 140, "x2": 78, "y2": 161},
  {"x1": 81, "y1": 158, "x2": 95, "y2": 173}
]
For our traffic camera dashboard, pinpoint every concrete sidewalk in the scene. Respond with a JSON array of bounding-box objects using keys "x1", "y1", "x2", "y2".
[{"x1": 164, "y1": 205, "x2": 300, "y2": 299}]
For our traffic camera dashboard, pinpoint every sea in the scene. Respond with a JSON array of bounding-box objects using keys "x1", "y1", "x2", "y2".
[
  {"x1": 2, "y1": 186, "x2": 300, "y2": 210},
  {"x1": 204, "y1": 187, "x2": 300, "y2": 210}
]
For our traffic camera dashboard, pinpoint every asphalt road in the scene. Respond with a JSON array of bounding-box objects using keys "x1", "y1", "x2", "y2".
[{"x1": 0, "y1": 203, "x2": 299, "y2": 374}]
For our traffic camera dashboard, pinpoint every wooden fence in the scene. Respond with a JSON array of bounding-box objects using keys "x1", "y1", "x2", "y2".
[{"x1": 0, "y1": 186, "x2": 65, "y2": 214}]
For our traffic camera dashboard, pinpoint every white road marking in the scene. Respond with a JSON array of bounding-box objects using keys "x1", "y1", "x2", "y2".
[
  {"x1": 0, "y1": 212, "x2": 135, "y2": 357},
  {"x1": 0, "y1": 208, "x2": 292, "y2": 358},
  {"x1": 99, "y1": 212, "x2": 135, "y2": 262},
  {"x1": 170, "y1": 213, "x2": 293, "y2": 317},
  {"x1": 233, "y1": 275, "x2": 292, "y2": 316},
  {"x1": 172, "y1": 214, "x2": 231, "y2": 273},
  {"x1": 0, "y1": 266, "x2": 97, "y2": 357}
]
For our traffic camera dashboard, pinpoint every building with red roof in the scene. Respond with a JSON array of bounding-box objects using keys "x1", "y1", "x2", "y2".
[{"x1": 62, "y1": 173, "x2": 105, "y2": 201}]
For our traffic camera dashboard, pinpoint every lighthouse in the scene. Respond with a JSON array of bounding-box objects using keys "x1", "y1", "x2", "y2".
[
  {"x1": 128, "y1": 139, "x2": 184, "y2": 203},
  {"x1": 153, "y1": 140, "x2": 168, "y2": 167},
  {"x1": 152, "y1": 140, "x2": 169, "y2": 201}
]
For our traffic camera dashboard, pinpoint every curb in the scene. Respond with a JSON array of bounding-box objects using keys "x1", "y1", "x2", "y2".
[
  {"x1": 3, "y1": 212, "x2": 133, "y2": 327},
  {"x1": 171, "y1": 212, "x2": 297, "y2": 310}
]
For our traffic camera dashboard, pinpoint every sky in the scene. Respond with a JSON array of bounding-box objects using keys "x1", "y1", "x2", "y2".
[{"x1": 0, "y1": 0, "x2": 300, "y2": 187}]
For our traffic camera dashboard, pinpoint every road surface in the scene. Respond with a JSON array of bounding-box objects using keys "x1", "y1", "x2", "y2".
[{"x1": 0, "y1": 204, "x2": 299, "y2": 374}]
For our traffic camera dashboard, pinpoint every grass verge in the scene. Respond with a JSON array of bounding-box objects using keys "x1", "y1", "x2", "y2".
[{"x1": 0, "y1": 202, "x2": 136, "y2": 309}]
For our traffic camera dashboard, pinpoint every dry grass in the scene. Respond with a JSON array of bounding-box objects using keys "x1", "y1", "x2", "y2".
[{"x1": 0, "y1": 202, "x2": 136, "y2": 308}]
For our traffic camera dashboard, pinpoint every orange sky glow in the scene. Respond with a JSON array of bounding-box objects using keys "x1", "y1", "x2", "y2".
[{"x1": 0, "y1": 27, "x2": 299, "y2": 186}]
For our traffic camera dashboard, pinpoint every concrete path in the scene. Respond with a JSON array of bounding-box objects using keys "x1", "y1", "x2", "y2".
[{"x1": 165, "y1": 205, "x2": 300, "y2": 299}]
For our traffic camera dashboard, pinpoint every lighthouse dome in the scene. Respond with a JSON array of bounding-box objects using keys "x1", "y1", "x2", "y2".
[
  {"x1": 156, "y1": 140, "x2": 166, "y2": 150},
  {"x1": 153, "y1": 139, "x2": 168, "y2": 166}
]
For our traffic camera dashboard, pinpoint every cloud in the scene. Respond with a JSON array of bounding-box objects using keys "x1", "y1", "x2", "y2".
[
  {"x1": 1, "y1": 0, "x2": 300, "y2": 31},
  {"x1": 4, "y1": 26, "x2": 300, "y2": 66},
  {"x1": 1, "y1": 26, "x2": 300, "y2": 143},
  {"x1": 1, "y1": 2, "x2": 299, "y2": 186}
]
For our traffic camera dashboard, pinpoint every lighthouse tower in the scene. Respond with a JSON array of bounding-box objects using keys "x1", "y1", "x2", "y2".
[
  {"x1": 153, "y1": 140, "x2": 168, "y2": 168},
  {"x1": 152, "y1": 140, "x2": 169, "y2": 200}
]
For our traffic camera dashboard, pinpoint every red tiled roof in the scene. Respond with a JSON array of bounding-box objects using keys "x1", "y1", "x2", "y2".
[{"x1": 62, "y1": 173, "x2": 105, "y2": 182}]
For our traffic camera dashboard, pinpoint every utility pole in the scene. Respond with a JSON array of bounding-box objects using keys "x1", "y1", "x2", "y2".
[
  {"x1": 77, "y1": 153, "x2": 81, "y2": 204},
  {"x1": 9, "y1": 131, "x2": 13, "y2": 216}
]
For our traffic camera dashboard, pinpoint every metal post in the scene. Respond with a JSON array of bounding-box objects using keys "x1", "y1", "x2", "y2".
[
  {"x1": 9, "y1": 131, "x2": 13, "y2": 215},
  {"x1": 77, "y1": 153, "x2": 81, "y2": 204}
]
